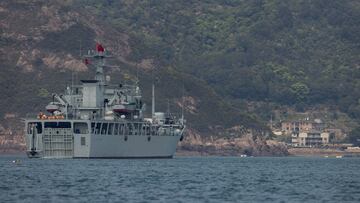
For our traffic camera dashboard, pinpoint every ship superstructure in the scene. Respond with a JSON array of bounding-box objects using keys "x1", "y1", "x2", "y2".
[{"x1": 24, "y1": 43, "x2": 185, "y2": 158}]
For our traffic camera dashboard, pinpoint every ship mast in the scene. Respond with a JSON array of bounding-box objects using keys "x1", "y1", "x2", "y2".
[
  {"x1": 83, "y1": 43, "x2": 108, "y2": 84},
  {"x1": 82, "y1": 42, "x2": 109, "y2": 119},
  {"x1": 151, "y1": 66, "x2": 156, "y2": 119},
  {"x1": 181, "y1": 82, "x2": 184, "y2": 124},
  {"x1": 152, "y1": 82, "x2": 155, "y2": 118},
  {"x1": 94, "y1": 43, "x2": 106, "y2": 85}
]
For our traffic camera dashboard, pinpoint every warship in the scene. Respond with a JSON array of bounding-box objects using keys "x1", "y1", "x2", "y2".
[{"x1": 24, "y1": 43, "x2": 186, "y2": 158}]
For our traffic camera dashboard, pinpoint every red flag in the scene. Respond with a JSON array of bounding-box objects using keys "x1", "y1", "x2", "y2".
[
  {"x1": 96, "y1": 43, "x2": 105, "y2": 52},
  {"x1": 84, "y1": 58, "x2": 90, "y2": 65}
]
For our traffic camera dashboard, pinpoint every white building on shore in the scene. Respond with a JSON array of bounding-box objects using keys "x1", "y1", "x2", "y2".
[{"x1": 292, "y1": 130, "x2": 329, "y2": 147}]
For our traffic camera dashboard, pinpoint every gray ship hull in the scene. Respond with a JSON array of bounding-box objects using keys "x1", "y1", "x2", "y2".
[
  {"x1": 77, "y1": 134, "x2": 180, "y2": 158},
  {"x1": 25, "y1": 120, "x2": 184, "y2": 159}
]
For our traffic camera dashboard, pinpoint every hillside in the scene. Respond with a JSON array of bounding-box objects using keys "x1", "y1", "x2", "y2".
[
  {"x1": 0, "y1": 0, "x2": 359, "y2": 153},
  {"x1": 76, "y1": 0, "x2": 360, "y2": 117},
  {"x1": 85, "y1": 0, "x2": 360, "y2": 136},
  {"x1": 0, "y1": 0, "x2": 270, "y2": 153}
]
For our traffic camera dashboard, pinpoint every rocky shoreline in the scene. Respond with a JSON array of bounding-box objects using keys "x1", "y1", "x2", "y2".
[
  {"x1": 6, "y1": 129, "x2": 360, "y2": 157},
  {"x1": 4, "y1": 133, "x2": 360, "y2": 157},
  {"x1": 177, "y1": 133, "x2": 289, "y2": 157},
  {"x1": 288, "y1": 148, "x2": 360, "y2": 157},
  {"x1": 0, "y1": 135, "x2": 25, "y2": 154}
]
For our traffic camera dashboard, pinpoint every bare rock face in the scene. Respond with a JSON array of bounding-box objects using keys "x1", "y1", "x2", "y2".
[
  {"x1": 178, "y1": 129, "x2": 288, "y2": 156},
  {"x1": 0, "y1": 0, "x2": 131, "y2": 73},
  {"x1": 42, "y1": 53, "x2": 88, "y2": 71},
  {"x1": 176, "y1": 96, "x2": 200, "y2": 115},
  {"x1": 0, "y1": 134, "x2": 25, "y2": 153},
  {"x1": 0, "y1": 117, "x2": 25, "y2": 153},
  {"x1": 177, "y1": 124, "x2": 289, "y2": 156}
]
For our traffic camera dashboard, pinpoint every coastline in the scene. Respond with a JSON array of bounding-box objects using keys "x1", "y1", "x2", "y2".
[
  {"x1": 2, "y1": 149, "x2": 360, "y2": 158},
  {"x1": 2, "y1": 142, "x2": 360, "y2": 157},
  {"x1": 288, "y1": 147, "x2": 360, "y2": 157}
]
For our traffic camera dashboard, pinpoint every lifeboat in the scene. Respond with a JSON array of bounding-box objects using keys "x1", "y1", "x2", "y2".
[
  {"x1": 46, "y1": 103, "x2": 59, "y2": 113},
  {"x1": 113, "y1": 103, "x2": 135, "y2": 114}
]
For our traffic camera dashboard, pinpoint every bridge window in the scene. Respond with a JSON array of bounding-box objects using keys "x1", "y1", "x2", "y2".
[
  {"x1": 101, "y1": 123, "x2": 108, "y2": 135},
  {"x1": 108, "y1": 123, "x2": 114, "y2": 135},
  {"x1": 44, "y1": 122, "x2": 71, "y2": 128},
  {"x1": 139, "y1": 124, "x2": 143, "y2": 135},
  {"x1": 91, "y1": 123, "x2": 95, "y2": 133},
  {"x1": 134, "y1": 123, "x2": 139, "y2": 135},
  {"x1": 119, "y1": 124, "x2": 125, "y2": 135},
  {"x1": 95, "y1": 123, "x2": 101, "y2": 134},
  {"x1": 128, "y1": 124, "x2": 133, "y2": 135},
  {"x1": 74, "y1": 122, "x2": 88, "y2": 134},
  {"x1": 114, "y1": 123, "x2": 119, "y2": 135},
  {"x1": 27, "y1": 122, "x2": 42, "y2": 134}
]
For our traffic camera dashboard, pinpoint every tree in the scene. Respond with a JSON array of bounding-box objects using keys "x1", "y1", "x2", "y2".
[
  {"x1": 290, "y1": 82, "x2": 310, "y2": 102},
  {"x1": 347, "y1": 127, "x2": 360, "y2": 146}
]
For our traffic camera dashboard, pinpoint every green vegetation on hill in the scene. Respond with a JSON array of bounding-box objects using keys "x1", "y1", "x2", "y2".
[
  {"x1": 76, "y1": 0, "x2": 360, "y2": 121},
  {"x1": 348, "y1": 127, "x2": 360, "y2": 146}
]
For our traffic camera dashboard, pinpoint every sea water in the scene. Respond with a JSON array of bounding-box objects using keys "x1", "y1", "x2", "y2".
[{"x1": 0, "y1": 155, "x2": 359, "y2": 202}]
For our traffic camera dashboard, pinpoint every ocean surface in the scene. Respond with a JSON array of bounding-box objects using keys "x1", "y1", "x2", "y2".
[{"x1": 0, "y1": 155, "x2": 359, "y2": 203}]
